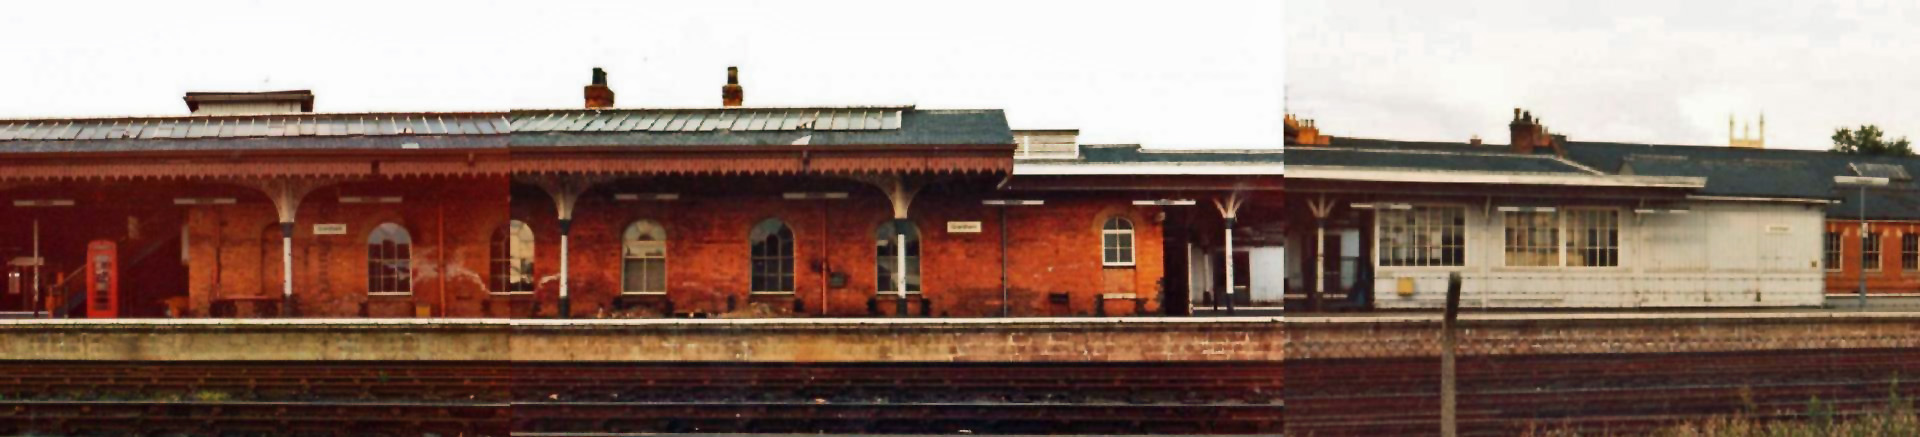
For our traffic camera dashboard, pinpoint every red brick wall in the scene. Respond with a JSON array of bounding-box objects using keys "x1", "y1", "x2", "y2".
[
  {"x1": 185, "y1": 177, "x2": 508, "y2": 317},
  {"x1": 1823, "y1": 220, "x2": 1920, "y2": 295},
  {"x1": 512, "y1": 180, "x2": 1165, "y2": 318}
]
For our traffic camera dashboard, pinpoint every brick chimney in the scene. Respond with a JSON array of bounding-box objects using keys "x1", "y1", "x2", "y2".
[
  {"x1": 1507, "y1": 108, "x2": 1566, "y2": 156},
  {"x1": 584, "y1": 67, "x2": 615, "y2": 109},
  {"x1": 722, "y1": 66, "x2": 744, "y2": 107},
  {"x1": 1283, "y1": 114, "x2": 1330, "y2": 146}
]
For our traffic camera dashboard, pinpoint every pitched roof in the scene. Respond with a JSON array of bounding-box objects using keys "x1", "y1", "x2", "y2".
[
  {"x1": 1562, "y1": 141, "x2": 1920, "y2": 218},
  {"x1": 0, "y1": 112, "x2": 509, "y2": 153},
  {"x1": 1291, "y1": 137, "x2": 1598, "y2": 174},
  {"x1": 1010, "y1": 144, "x2": 1284, "y2": 175},
  {"x1": 508, "y1": 107, "x2": 1011, "y2": 148}
]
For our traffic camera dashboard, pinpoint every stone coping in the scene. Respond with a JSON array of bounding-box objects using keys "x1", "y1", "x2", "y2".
[
  {"x1": 1288, "y1": 311, "x2": 1920, "y2": 324},
  {"x1": 0, "y1": 316, "x2": 1284, "y2": 328}
]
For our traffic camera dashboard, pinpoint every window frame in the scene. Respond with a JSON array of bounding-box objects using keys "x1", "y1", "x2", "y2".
[
  {"x1": 749, "y1": 218, "x2": 797, "y2": 294},
  {"x1": 489, "y1": 220, "x2": 536, "y2": 295},
  {"x1": 1374, "y1": 205, "x2": 1468, "y2": 268},
  {"x1": 1824, "y1": 231, "x2": 1843, "y2": 272},
  {"x1": 366, "y1": 223, "x2": 413, "y2": 296},
  {"x1": 1903, "y1": 233, "x2": 1918, "y2": 272},
  {"x1": 1863, "y1": 230, "x2": 1883, "y2": 272},
  {"x1": 1501, "y1": 209, "x2": 1561, "y2": 268},
  {"x1": 1101, "y1": 217, "x2": 1136, "y2": 267},
  {"x1": 1564, "y1": 208, "x2": 1622, "y2": 268},
  {"x1": 621, "y1": 220, "x2": 669, "y2": 295}
]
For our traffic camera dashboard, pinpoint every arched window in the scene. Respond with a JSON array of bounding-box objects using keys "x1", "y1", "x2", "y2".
[
  {"x1": 875, "y1": 221, "x2": 921, "y2": 293},
  {"x1": 749, "y1": 219, "x2": 795, "y2": 293},
  {"x1": 622, "y1": 220, "x2": 668, "y2": 294},
  {"x1": 1102, "y1": 217, "x2": 1135, "y2": 266},
  {"x1": 490, "y1": 220, "x2": 535, "y2": 294},
  {"x1": 367, "y1": 223, "x2": 413, "y2": 294}
]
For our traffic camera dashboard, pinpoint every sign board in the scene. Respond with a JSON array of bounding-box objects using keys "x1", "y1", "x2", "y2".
[
  {"x1": 947, "y1": 221, "x2": 983, "y2": 233},
  {"x1": 313, "y1": 224, "x2": 348, "y2": 235}
]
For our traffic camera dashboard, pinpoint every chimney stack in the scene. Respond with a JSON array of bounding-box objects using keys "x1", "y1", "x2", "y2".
[
  {"x1": 584, "y1": 67, "x2": 615, "y2": 109},
  {"x1": 722, "y1": 66, "x2": 744, "y2": 107},
  {"x1": 1507, "y1": 108, "x2": 1567, "y2": 156},
  {"x1": 1509, "y1": 108, "x2": 1540, "y2": 154}
]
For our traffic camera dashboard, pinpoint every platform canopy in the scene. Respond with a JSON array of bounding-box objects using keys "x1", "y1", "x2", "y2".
[
  {"x1": 508, "y1": 106, "x2": 1014, "y2": 176},
  {"x1": 0, "y1": 112, "x2": 510, "y2": 181}
]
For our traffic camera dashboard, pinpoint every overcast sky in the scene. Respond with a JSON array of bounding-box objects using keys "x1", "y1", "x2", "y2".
[
  {"x1": 0, "y1": 1, "x2": 1283, "y2": 149},
  {"x1": 1288, "y1": 0, "x2": 1920, "y2": 150}
]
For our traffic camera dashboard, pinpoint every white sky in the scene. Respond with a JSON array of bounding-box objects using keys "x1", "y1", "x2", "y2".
[
  {"x1": 0, "y1": 1, "x2": 1283, "y2": 149},
  {"x1": 1289, "y1": 0, "x2": 1920, "y2": 150}
]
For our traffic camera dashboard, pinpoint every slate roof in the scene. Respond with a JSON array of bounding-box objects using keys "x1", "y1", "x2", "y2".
[
  {"x1": 1288, "y1": 137, "x2": 1598, "y2": 175},
  {"x1": 1066, "y1": 144, "x2": 1285, "y2": 164},
  {"x1": 0, "y1": 112, "x2": 509, "y2": 153},
  {"x1": 508, "y1": 107, "x2": 1011, "y2": 148},
  {"x1": 1292, "y1": 135, "x2": 1920, "y2": 218},
  {"x1": 1562, "y1": 141, "x2": 1920, "y2": 219}
]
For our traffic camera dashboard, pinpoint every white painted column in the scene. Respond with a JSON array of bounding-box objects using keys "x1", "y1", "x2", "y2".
[
  {"x1": 561, "y1": 235, "x2": 570, "y2": 306},
  {"x1": 1213, "y1": 192, "x2": 1247, "y2": 314},
  {"x1": 896, "y1": 231, "x2": 908, "y2": 301},
  {"x1": 281, "y1": 222, "x2": 293, "y2": 304},
  {"x1": 1225, "y1": 218, "x2": 1236, "y2": 314},
  {"x1": 1315, "y1": 222, "x2": 1326, "y2": 306},
  {"x1": 558, "y1": 219, "x2": 573, "y2": 318}
]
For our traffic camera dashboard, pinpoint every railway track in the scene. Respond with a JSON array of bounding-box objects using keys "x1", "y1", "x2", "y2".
[
  {"x1": 511, "y1": 362, "x2": 1285, "y2": 434},
  {"x1": 1284, "y1": 348, "x2": 1920, "y2": 436},
  {"x1": 0, "y1": 361, "x2": 1284, "y2": 435},
  {"x1": 0, "y1": 399, "x2": 509, "y2": 437}
]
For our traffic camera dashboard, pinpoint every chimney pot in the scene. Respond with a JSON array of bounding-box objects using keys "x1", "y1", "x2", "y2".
[
  {"x1": 584, "y1": 67, "x2": 615, "y2": 109},
  {"x1": 721, "y1": 66, "x2": 744, "y2": 107}
]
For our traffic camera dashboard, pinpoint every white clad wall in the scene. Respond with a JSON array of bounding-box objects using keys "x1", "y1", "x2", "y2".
[{"x1": 1373, "y1": 201, "x2": 1824, "y2": 309}]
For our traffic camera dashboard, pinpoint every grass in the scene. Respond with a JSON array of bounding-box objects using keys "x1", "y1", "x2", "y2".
[{"x1": 1524, "y1": 382, "x2": 1917, "y2": 437}]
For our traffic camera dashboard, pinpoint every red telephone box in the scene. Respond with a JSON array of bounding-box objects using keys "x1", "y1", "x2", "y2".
[{"x1": 86, "y1": 240, "x2": 118, "y2": 319}]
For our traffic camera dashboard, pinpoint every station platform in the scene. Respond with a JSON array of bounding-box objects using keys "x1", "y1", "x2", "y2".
[{"x1": 0, "y1": 317, "x2": 1285, "y2": 363}]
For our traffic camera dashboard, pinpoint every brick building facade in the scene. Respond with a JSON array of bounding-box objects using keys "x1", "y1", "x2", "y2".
[{"x1": 0, "y1": 70, "x2": 1265, "y2": 318}]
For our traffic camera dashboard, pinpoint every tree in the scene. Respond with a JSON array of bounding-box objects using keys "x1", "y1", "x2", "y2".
[{"x1": 1831, "y1": 125, "x2": 1913, "y2": 157}]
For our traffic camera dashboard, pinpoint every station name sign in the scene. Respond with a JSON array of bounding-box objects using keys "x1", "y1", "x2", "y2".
[
  {"x1": 313, "y1": 224, "x2": 348, "y2": 235},
  {"x1": 947, "y1": 221, "x2": 983, "y2": 233}
]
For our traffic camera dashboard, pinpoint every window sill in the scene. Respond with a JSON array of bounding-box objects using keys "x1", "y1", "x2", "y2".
[
  {"x1": 367, "y1": 292, "x2": 413, "y2": 298},
  {"x1": 749, "y1": 291, "x2": 796, "y2": 295},
  {"x1": 620, "y1": 291, "x2": 668, "y2": 296},
  {"x1": 1102, "y1": 264, "x2": 1136, "y2": 269},
  {"x1": 488, "y1": 291, "x2": 534, "y2": 297}
]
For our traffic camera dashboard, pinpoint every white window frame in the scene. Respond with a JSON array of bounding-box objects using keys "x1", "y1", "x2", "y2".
[
  {"x1": 1565, "y1": 208, "x2": 1622, "y2": 268},
  {"x1": 1374, "y1": 205, "x2": 1468, "y2": 268},
  {"x1": 1501, "y1": 210, "x2": 1561, "y2": 268},
  {"x1": 1102, "y1": 217, "x2": 1136, "y2": 267},
  {"x1": 621, "y1": 220, "x2": 669, "y2": 295},
  {"x1": 366, "y1": 223, "x2": 413, "y2": 296},
  {"x1": 489, "y1": 220, "x2": 536, "y2": 295},
  {"x1": 749, "y1": 219, "x2": 797, "y2": 294}
]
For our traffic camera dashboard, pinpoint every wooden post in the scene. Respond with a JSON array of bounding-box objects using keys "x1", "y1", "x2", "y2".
[{"x1": 1441, "y1": 271, "x2": 1462, "y2": 437}]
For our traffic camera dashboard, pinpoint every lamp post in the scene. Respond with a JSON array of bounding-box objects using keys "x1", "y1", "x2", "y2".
[{"x1": 1835, "y1": 175, "x2": 1889, "y2": 310}]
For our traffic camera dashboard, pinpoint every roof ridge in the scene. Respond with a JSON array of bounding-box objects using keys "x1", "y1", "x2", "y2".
[{"x1": 0, "y1": 111, "x2": 509, "y2": 123}]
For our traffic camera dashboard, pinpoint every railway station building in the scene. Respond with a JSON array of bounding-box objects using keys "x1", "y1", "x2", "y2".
[
  {"x1": 0, "y1": 69, "x2": 1286, "y2": 318},
  {"x1": 1283, "y1": 110, "x2": 1831, "y2": 310}
]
